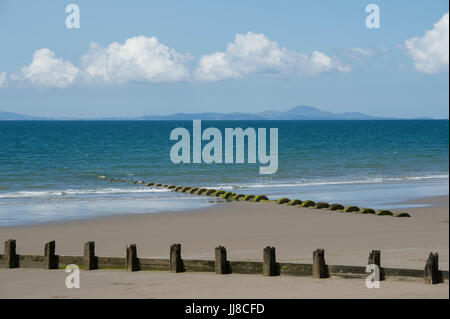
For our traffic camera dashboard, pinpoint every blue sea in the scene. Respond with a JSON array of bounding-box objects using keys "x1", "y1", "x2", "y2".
[{"x1": 0, "y1": 120, "x2": 448, "y2": 226}]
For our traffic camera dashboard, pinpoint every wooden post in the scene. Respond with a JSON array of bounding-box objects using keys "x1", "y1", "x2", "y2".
[
  {"x1": 43, "y1": 241, "x2": 58, "y2": 269},
  {"x1": 4, "y1": 239, "x2": 19, "y2": 269},
  {"x1": 170, "y1": 243, "x2": 184, "y2": 273},
  {"x1": 126, "y1": 244, "x2": 140, "y2": 271},
  {"x1": 368, "y1": 250, "x2": 384, "y2": 281},
  {"x1": 312, "y1": 248, "x2": 329, "y2": 278},
  {"x1": 215, "y1": 246, "x2": 229, "y2": 274},
  {"x1": 424, "y1": 252, "x2": 443, "y2": 284},
  {"x1": 263, "y1": 246, "x2": 277, "y2": 276},
  {"x1": 84, "y1": 241, "x2": 97, "y2": 270}
]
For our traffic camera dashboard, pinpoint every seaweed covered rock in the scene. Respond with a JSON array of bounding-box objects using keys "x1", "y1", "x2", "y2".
[
  {"x1": 146, "y1": 183, "x2": 154, "y2": 187},
  {"x1": 359, "y1": 208, "x2": 376, "y2": 214},
  {"x1": 243, "y1": 195, "x2": 255, "y2": 201},
  {"x1": 233, "y1": 194, "x2": 245, "y2": 200},
  {"x1": 188, "y1": 188, "x2": 199, "y2": 194},
  {"x1": 289, "y1": 199, "x2": 303, "y2": 206},
  {"x1": 181, "y1": 186, "x2": 192, "y2": 192},
  {"x1": 329, "y1": 203, "x2": 344, "y2": 211},
  {"x1": 213, "y1": 190, "x2": 226, "y2": 197},
  {"x1": 173, "y1": 186, "x2": 183, "y2": 192},
  {"x1": 301, "y1": 200, "x2": 316, "y2": 207},
  {"x1": 394, "y1": 212, "x2": 411, "y2": 218},
  {"x1": 253, "y1": 195, "x2": 269, "y2": 202},
  {"x1": 223, "y1": 192, "x2": 235, "y2": 199},
  {"x1": 167, "y1": 185, "x2": 176, "y2": 189},
  {"x1": 344, "y1": 206, "x2": 360, "y2": 213},
  {"x1": 276, "y1": 198, "x2": 290, "y2": 204},
  {"x1": 315, "y1": 202, "x2": 330, "y2": 209},
  {"x1": 195, "y1": 188, "x2": 208, "y2": 195},
  {"x1": 376, "y1": 210, "x2": 393, "y2": 216},
  {"x1": 155, "y1": 183, "x2": 162, "y2": 187}
]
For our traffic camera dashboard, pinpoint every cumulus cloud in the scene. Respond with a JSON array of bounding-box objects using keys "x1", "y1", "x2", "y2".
[
  {"x1": 80, "y1": 36, "x2": 191, "y2": 84},
  {"x1": 19, "y1": 48, "x2": 79, "y2": 88},
  {"x1": 342, "y1": 48, "x2": 374, "y2": 59},
  {"x1": 4, "y1": 33, "x2": 355, "y2": 88},
  {"x1": 0, "y1": 72, "x2": 7, "y2": 88},
  {"x1": 404, "y1": 12, "x2": 449, "y2": 74},
  {"x1": 194, "y1": 32, "x2": 349, "y2": 81}
]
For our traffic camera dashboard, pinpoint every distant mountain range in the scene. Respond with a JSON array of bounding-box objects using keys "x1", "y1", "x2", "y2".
[{"x1": 0, "y1": 106, "x2": 435, "y2": 121}]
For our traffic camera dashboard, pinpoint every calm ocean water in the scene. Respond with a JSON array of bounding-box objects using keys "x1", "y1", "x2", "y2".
[{"x1": 0, "y1": 120, "x2": 448, "y2": 225}]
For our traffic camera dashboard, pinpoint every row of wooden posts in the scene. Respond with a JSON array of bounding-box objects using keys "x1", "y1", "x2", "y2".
[{"x1": 3, "y1": 239, "x2": 444, "y2": 285}]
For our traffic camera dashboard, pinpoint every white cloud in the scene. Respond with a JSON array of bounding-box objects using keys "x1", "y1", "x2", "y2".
[
  {"x1": 342, "y1": 48, "x2": 374, "y2": 59},
  {"x1": 19, "y1": 48, "x2": 79, "y2": 88},
  {"x1": 0, "y1": 72, "x2": 7, "y2": 88},
  {"x1": 80, "y1": 36, "x2": 191, "y2": 84},
  {"x1": 404, "y1": 12, "x2": 449, "y2": 74},
  {"x1": 194, "y1": 32, "x2": 349, "y2": 81},
  {"x1": 4, "y1": 32, "x2": 355, "y2": 88}
]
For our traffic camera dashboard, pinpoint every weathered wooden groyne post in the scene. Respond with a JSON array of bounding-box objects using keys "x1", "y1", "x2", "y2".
[
  {"x1": 126, "y1": 243, "x2": 140, "y2": 271},
  {"x1": 84, "y1": 241, "x2": 98, "y2": 270},
  {"x1": 215, "y1": 246, "x2": 230, "y2": 274},
  {"x1": 43, "y1": 240, "x2": 58, "y2": 269},
  {"x1": 4, "y1": 239, "x2": 19, "y2": 269},
  {"x1": 312, "y1": 248, "x2": 329, "y2": 278},
  {"x1": 368, "y1": 249, "x2": 384, "y2": 281},
  {"x1": 424, "y1": 252, "x2": 443, "y2": 284},
  {"x1": 263, "y1": 246, "x2": 277, "y2": 276},
  {"x1": 170, "y1": 243, "x2": 184, "y2": 273}
]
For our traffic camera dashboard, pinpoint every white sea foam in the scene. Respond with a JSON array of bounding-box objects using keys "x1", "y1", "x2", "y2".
[
  {"x1": 216, "y1": 174, "x2": 449, "y2": 189},
  {"x1": 0, "y1": 187, "x2": 170, "y2": 199}
]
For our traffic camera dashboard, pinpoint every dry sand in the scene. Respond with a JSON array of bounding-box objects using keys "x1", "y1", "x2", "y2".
[
  {"x1": 0, "y1": 268, "x2": 448, "y2": 299},
  {"x1": 0, "y1": 195, "x2": 448, "y2": 298}
]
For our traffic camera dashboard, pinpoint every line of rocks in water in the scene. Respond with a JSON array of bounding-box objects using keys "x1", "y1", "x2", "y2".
[{"x1": 100, "y1": 176, "x2": 410, "y2": 218}]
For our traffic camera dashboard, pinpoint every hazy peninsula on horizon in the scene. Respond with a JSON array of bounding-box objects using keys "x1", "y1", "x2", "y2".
[{"x1": 0, "y1": 105, "x2": 441, "y2": 121}]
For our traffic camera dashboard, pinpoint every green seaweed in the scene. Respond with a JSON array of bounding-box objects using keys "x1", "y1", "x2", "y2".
[
  {"x1": 195, "y1": 188, "x2": 208, "y2": 195},
  {"x1": 213, "y1": 190, "x2": 226, "y2": 197},
  {"x1": 253, "y1": 195, "x2": 269, "y2": 202},
  {"x1": 314, "y1": 202, "x2": 330, "y2": 209},
  {"x1": 358, "y1": 208, "x2": 376, "y2": 214},
  {"x1": 376, "y1": 210, "x2": 393, "y2": 216},
  {"x1": 188, "y1": 188, "x2": 199, "y2": 194},
  {"x1": 276, "y1": 198, "x2": 290, "y2": 204},
  {"x1": 329, "y1": 203, "x2": 344, "y2": 211},
  {"x1": 289, "y1": 199, "x2": 303, "y2": 206},
  {"x1": 233, "y1": 194, "x2": 245, "y2": 200},
  {"x1": 394, "y1": 212, "x2": 411, "y2": 217},
  {"x1": 243, "y1": 195, "x2": 255, "y2": 201},
  {"x1": 344, "y1": 206, "x2": 360, "y2": 213},
  {"x1": 301, "y1": 200, "x2": 316, "y2": 207},
  {"x1": 223, "y1": 192, "x2": 235, "y2": 199}
]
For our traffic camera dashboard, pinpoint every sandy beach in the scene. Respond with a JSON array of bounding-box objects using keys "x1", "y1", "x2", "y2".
[
  {"x1": 0, "y1": 195, "x2": 448, "y2": 298},
  {"x1": 0, "y1": 268, "x2": 448, "y2": 299}
]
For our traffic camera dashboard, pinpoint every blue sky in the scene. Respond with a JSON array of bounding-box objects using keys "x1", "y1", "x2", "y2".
[{"x1": 0, "y1": 0, "x2": 448, "y2": 118}]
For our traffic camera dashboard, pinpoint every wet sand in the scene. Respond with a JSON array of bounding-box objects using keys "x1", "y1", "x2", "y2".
[{"x1": 0, "y1": 195, "x2": 448, "y2": 298}]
